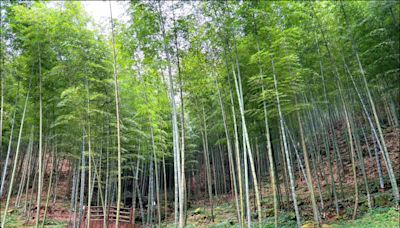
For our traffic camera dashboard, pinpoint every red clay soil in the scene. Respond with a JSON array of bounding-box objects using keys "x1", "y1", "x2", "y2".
[{"x1": 4, "y1": 157, "x2": 72, "y2": 226}]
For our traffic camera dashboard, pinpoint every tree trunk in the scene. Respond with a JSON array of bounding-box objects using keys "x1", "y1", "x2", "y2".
[
  {"x1": 162, "y1": 154, "x2": 168, "y2": 218},
  {"x1": 0, "y1": 83, "x2": 19, "y2": 197},
  {"x1": 1, "y1": 76, "x2": 31, "y2": 228},
  {"x1": 270, "y1": 52, "x2": 301, "y2": 227},
  {"x1": 34, "y1": 49, "x2": 44, "y2": 228},
  {"x1": 109, "y1": 2, "x2": 123, "y2": 226},
  {"x1": 223, "y1": 44, "x2": 244, "y2": 226},
  {"x1": 84, "y1": 77, "x2": 93, "y2": 228},
  {"x1": 26, "y1": 151, "x2": 38, "y2": 217},
  {"x1": 202, "y1": 106, "x2": 214, "y2": 222},
  {"x1": 340, "y1": 1, "x2": 399, "y2": 204},
  {"x1": 232, "y1": 37, "x2": 262, "y2": 227},
  {"x1": 253, "y1": 14, "x2": 280, "y2": 224},
  {"x1": 77, "y1": 129, "x2": 86, "y2": 228},
  {"x1": 158, "y1": 2, "x2": 182, "y2": 225},
  {"x1": 0, "y1": 65, "x2": 4, "y2": 171},
  {"x1": 297, "y1": 105, "x2": 321, "y2": 225},
  {"x1": 173, "y1": 10, "x2": 187, "y2": 228},
  {"x1": 15, "y1": 128, "x2": 33, "y2": 207},
  {"x1": 131, "y1": 160, "x2": 140, "y2": 227},
  {"x1": 42, "y1": 148, "x2": 55, "y2": 227},
  {"x1": 69, "y1": 163, "x2": 77, "y2": 227}
]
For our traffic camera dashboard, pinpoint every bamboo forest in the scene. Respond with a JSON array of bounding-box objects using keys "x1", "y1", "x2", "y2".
[{"x1": 0, "y1": 1, "x2": 399, "y2": 227}]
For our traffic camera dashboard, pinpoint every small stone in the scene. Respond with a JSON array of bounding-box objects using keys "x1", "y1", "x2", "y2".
[
  {"x1": 301, "y1": 221, "x2": 315, "y2": 228},
  {"x1": 193, "y1": 207, "x2": 203, "y2": 215}
]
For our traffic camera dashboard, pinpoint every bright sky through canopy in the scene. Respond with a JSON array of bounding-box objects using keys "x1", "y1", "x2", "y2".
[{"x1": 83, "y1": 1, "x2": 129, "y2": 25}]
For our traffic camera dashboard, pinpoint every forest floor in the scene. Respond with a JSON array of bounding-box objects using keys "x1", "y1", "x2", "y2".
[
  {"x1": 182, "y1": 206, "x2": 399, "y2": 227},
  {"x1": 1, "y1": 126, "x2": 399, "y2": 227},
  {"x1": 167, "y1": 125, "x2": 400, "y2": 227}
]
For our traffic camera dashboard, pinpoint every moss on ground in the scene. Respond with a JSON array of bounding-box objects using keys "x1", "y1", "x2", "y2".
[
  {"x1": 330, "y1": 207, "x2": 399, "y2": 228},
  {"x1": 201, "y1": 207, "x2": 399, "y2": 228},
  {"x1": 2, "y1": 209, "x2": 67, "y2": 228},
  {"x1": 2, "y1": 212, "x2": 25, "y2": 228}
]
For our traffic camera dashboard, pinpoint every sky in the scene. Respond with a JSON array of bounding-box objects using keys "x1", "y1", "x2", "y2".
[
  {"x1": 82, "y1": 1, "x2": 129, "y2": 25},
  {"x1": 82, "y1": 1, "x2": 196, "y2": 30},
  {"x1": 46, "y1": 1, "x2": 129, "y2": 32}
]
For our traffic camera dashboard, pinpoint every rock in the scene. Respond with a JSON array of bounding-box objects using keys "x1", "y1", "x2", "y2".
[
  {"x1": 193, "y1": 207, "x2": 203, "y2": 215},
  {"x1": 302, "y1": 222, "x2": 331, "y2": 228},
  {"x1": 301, "y1": 221, "x2": 330, "y2": 228},
  {"x1": 301, "y1": 222, "x2": 315, "y2": 228}
]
